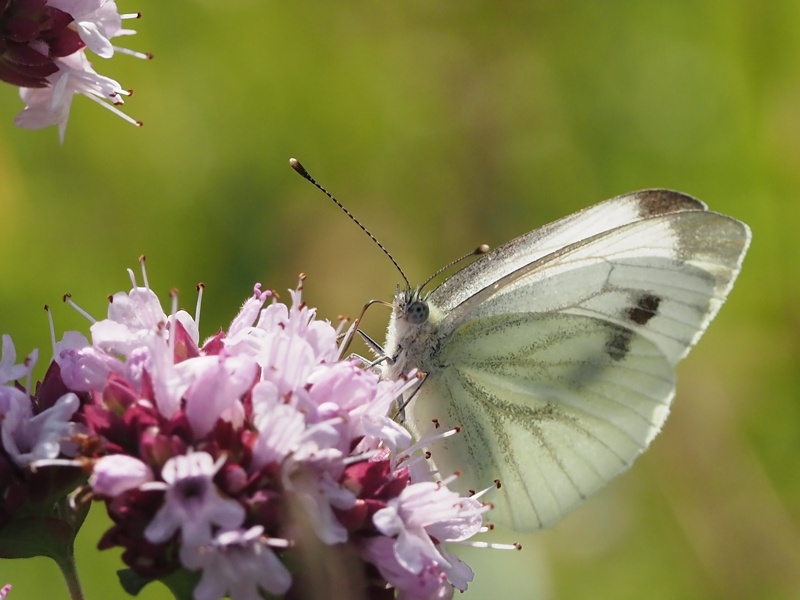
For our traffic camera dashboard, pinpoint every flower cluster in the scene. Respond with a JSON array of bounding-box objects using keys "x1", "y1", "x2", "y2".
[
  {"x1": 0, "y1": 265, "x2": 490, "y2": 599},
  {"x1": 0, "y1": 334, "x2": 86, "y2": 530},
  {"x1": 0, "y1": 0, "x2": 148, "y2": 141}
]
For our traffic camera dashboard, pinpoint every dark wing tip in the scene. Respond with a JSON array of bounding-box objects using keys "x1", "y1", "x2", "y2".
[{"x1": 633, "y1": 189, "x2": 707, "y2": 218}]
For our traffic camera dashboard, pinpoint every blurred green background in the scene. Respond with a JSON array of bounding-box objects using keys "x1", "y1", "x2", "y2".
[{"x1": 1, "y1": 0, "x2": 798, "y2": 598}]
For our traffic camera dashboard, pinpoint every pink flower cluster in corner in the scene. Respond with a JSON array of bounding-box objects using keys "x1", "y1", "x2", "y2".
[
  {"x1": 0, "y1": 0, "x2": 148, "y2": 141},
  {"x1": 47, "y1": 265, "x2": 489, "y2": 599}
]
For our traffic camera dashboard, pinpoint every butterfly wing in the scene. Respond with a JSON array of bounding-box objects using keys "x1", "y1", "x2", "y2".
[
  {"x1": 428, "y1": 189, "x2": 708, "y2": 315},
  {"x1": 404, "y1": 192, "x2": 750, "y2": 531},
  {"x1": 410, "y1": 313, "x2": 674, "y2": 530}
]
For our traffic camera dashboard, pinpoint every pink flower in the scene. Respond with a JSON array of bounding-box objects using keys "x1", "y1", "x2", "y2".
[
  {"x1": 184, "y1": 526, "x2": 291, "y2": 600},
  {"x1": 0, "y1": 337, "x2": 36, "y2": 417},
  {"x1": 250, "y1": 390, "x2": 306, "y2": 469},
  {"x1": 0, "y1": 335, "x2": 35, "y2": 385},
  {"x1": 90, "y1": 454, "x2": 153, "y2": 496},
  {"x1": 14, "y1": 49, "x2": 137, "y2": 142},
  {"x1": 45, "y1": 0, "x2": 131, "y2": 58},
  {"x1": 372, "y1": 480, "x2": 483, "y2": 578},
  {"x1": 363, "y1": 536, "x2": 461, "y2": 600},
  {"x1": 144, "y1": 452, "x2": 245, "y2": 549},
  {"x1": 183, "y1": 355, "x2": 256, "y2": 437},
  {"x1": 56, "y1": 331, "x2": 126, "y2": 392},
  {"x1": 1, "y1": 0, "x2": 147, "y2": 140},
  {"x1": 1, "y1": 390, "x2": 81, "y2": 468}
]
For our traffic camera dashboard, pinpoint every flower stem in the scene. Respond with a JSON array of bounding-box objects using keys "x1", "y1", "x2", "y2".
[{"x1": 54, "y1": 550, "x2": 85, "y2": 600}]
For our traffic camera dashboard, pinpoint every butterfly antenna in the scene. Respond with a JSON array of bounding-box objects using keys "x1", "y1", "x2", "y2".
[
  {"x1": 290, "y1": 158, "x2": 411, "y2": 289},
  {"x1": 419, "y1": 244, "x2": 490, "y2": 291}
]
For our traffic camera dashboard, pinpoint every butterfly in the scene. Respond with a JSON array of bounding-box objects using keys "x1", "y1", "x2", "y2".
[{"x1": 380, "y1": 189, "x2": 750, "y2": 532}]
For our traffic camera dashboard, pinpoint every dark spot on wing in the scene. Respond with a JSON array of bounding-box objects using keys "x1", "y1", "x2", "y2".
[
  {"x1": 635, "y1": 190, "x2": 705, "y2": 217},
  {"x1": 627, "y1": 293, "x2": 661, "y2": 325},
  {"x1": 605, "y1": 324, "x2": 632, "y2": 361}
]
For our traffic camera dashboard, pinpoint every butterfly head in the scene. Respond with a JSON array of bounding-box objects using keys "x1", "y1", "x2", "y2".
[
  {"x1": 382, "y1": 286, "x2": 443, "y2": 376},
  {"x1": 396, "y1": 286, "x2": 430, "y2": 325},
  {"x1": 383, "y1": 244, "x2": 490, "y2": 376}
]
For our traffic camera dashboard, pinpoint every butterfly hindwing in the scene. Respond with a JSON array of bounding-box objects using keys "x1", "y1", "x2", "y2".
[{"x1": 407, "y1": 313, "x2": 674, "y2": 530}]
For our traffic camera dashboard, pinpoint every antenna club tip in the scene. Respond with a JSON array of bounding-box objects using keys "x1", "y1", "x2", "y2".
[
  {"x1": 289, "y1": 158, "x2": 308, "y2": 176},
  {"x1": 476, "y1": 244, "x2": 490, "y2": 254}
]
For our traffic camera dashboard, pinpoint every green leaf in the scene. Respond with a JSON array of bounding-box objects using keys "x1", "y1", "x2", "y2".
[{"x1": 0, "y1": 515, "x2": 74, "y2": 559}]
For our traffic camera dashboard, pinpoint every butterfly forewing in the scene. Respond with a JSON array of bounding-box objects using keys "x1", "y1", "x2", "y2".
[
  {"x1": 438, "y1": 210, "x2": 748, "y2": 364},
  {"x1": 428, "y1": 190, "x2": 707, "y2": 315},
  {"x1": 386, "y1": 189, "x2": 750, "y2": 532}
]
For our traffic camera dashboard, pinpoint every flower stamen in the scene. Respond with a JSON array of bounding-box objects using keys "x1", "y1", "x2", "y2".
[{"x1": 62, "y1": 293, "x2": 97, "y2": 324}]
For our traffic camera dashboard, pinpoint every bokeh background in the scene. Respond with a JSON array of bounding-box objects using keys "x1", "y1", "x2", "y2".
[{"x1": 1, "y1": 1, "x2": 798, "y2": 598}]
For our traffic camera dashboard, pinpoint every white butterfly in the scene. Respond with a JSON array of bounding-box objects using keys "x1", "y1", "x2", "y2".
[{"x1": 381, "y1": 189, "x2": 750, "y2": 532}]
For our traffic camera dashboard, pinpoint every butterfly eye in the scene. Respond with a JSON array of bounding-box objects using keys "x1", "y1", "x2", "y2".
[{"x1": 406, "y1": 300, "x2": 430, "y2": 325}]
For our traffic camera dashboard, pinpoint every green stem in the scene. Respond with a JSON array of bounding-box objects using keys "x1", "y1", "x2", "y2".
[{"x1": 54, "y1": 550, "x2": 84, "y2": 600}]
